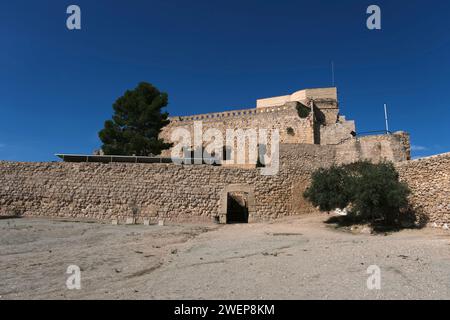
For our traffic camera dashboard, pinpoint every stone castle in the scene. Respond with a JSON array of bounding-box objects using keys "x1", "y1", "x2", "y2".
[
  {"x1": 0, "y1": 87, "x2": 448, "y2": 226},
  {"x1": 159, "y1": 87, "x2": 411, "y2": 164}
]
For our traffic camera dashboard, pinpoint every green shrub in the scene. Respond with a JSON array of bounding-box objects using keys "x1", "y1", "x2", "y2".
[
  {"x1": 286, "y1": 127, "x2": 295, "y2": 136},
  {"x1": 296, "y1": 104, "x2": 311, "y2": 118},
  {"x1": 304, "y1": 161, "x2": 411, "y2": 226},
  {"x1": 348, "y1": 162, "x2": 410, "y2": 225},
  {"x1": 303, "y1": 166, "x2": 351, "y2": 212}
]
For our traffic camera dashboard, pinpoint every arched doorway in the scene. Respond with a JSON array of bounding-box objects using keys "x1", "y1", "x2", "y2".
[{"x1": 218, "y1": 184, "x2": 255, "y2": 224}]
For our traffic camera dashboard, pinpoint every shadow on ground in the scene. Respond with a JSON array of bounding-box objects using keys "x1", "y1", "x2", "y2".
[
  {"x1": 324, "y1": 206, "x2": 429, "y2": 234},
  {"x1": 0, "y1": 215, "x2": 23, "y2": 220}
]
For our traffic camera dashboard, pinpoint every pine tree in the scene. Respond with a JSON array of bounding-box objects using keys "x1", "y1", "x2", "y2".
[{"x1": 99, "y1": 82, "x2": 172, "y2": 156}]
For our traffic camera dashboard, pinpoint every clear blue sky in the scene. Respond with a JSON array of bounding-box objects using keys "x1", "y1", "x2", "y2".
[{"x1": 1, "y1": 0, "x2": 449, "y2": 161}]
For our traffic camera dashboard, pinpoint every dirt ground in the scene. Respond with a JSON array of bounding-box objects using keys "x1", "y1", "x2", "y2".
[{"x1": 1, "y1": 214, "x2": 450, "y2": 300}]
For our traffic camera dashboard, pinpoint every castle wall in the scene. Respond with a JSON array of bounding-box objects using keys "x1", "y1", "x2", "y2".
[
  {"x1": 0, "y1": 145, "x2": 336, "y2": 223},
  {"x1": 256, "y1": 87, "x2": 337, "y2": 108},
  {"x1": 335, "y1": 132, "x2": 411, "y2": 164},
  {"x1": 1, "y1": 143, "x2": 446, "y2": 226},
  {"x1": 313, "y1": 98, "x2": 339, "y2": 125},
  {"x1": 0, "y1": 85, "x2": 417, "y2": 224},
  {"x1": 256, "y1": 95, "x2": 291, "y2": 109},
  {"x1": 159, "y1": 87, "x2": 410, "y2": 166},
  {"x1": 319, "y1": 118, "x2": 356, "y2": 145},
  {"x1": 396, "y1": 153, "x2": 450, "y2": 225},
  {"x1": 160, "y1": 104, "x2": 315, "y2": 157},
  {"x1": 159, "y1": 87, "x2": 357, "y2": 159}
]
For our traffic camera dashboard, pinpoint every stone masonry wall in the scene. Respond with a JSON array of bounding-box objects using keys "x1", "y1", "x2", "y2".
[
  {"x1": 0, "y1": 144, "x2": 336, "y2": 223},
  {"x1": 319, "y1": 116, "x2": 355, "y2": 145},
  {"x1": 1, "y1": 144, "x2": 448, "y2": 225},
  {"x1": 160, "y1": 104, "x2": 315, "y2": 157},
  {"x1": 336, "y1": 132, "x2": 411, "y2": 164},
  {"x1": 396, "y1": 153, "x2": 450, "y2": 225}
]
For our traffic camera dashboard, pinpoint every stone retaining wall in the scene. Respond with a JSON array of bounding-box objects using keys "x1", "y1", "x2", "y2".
[
  {"x1": 1, "y1": 143, "x2": 447, "y2": 225},
  {"x1": 396, "y1": 153, "x2": 450, "y2": 225},
  {"x1": 0, "y1": 144, "x2": 335, "y2": 223}
]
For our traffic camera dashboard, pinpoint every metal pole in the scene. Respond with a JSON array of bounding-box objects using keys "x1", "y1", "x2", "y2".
[
  {"x1": 384, "y1": 103, "x2": 389, "y2": 134},
  {"x1": 331, "y1": 61, "x2": 335, "y2": 87}
]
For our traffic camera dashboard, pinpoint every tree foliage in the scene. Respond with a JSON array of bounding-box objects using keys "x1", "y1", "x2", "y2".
[
  {"x1": 99, "y1": 82, "x2": 172, "y2": 156},
  {"x1": 303, "y1": 166, "x2": 351, "y2": 212},
  {"x1": 296, "y1": 104, "x2": 311, "y2": 118},
  {"x1": 304, "y1": 161, "x2": 411, "y2": 226}
]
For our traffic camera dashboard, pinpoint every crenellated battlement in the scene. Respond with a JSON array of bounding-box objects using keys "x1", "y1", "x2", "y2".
[
  {"x1": 169, "y1": 87, "x2": 338, "y2": 124},
  {"x1": 168, "y1": 104, "x2": 296, "y2": 124}
]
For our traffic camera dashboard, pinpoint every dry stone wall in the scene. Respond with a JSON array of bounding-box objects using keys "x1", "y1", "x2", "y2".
[
  {"x1": 396, "y1": 153, "x2": 450, "y2": 225},
  {"x1": 1, "y1": 144, "x2": 448, "y2": 225},
  {"x1": 0, "y1": 144, "x2": 336, "y2": 223}
]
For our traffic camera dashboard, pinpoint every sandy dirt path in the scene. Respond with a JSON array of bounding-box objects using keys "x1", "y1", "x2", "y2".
[{"x1": 1, "y1": 215, "x2": 450, "y2": 299}]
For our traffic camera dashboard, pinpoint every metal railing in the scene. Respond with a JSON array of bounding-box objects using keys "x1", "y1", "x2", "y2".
[{"x1": 329, "y1": 130, "x2": 392, "y2": 146}]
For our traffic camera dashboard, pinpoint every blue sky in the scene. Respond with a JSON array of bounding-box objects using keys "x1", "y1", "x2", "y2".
[{"x1": 1, "y1": 0, "x2": 449, "y2": 161}]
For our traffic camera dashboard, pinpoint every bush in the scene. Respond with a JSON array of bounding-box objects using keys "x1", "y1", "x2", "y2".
[
  {"x1": 303, "y1": 166, "x2": 350, "y2": 212},
  {"x1": 286, "y1": 127, "x2": 295, "y2": 136},
  {"x1": 304, "y1": 161, "x2": 411, "y2": 226},
  {"x1": 296, "y1": 104, "x2": 311, "y2": 118}
]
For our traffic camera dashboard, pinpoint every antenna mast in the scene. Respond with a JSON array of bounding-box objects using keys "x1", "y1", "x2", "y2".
[
  {"x1": 384, "y1": 103, "x2": 390, "y2": 134},
  {"x1": 331, "y1": 61, "x2": 335, "y2": 87}
]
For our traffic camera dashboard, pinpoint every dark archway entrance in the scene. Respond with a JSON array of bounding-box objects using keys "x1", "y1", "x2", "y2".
[
  {"x1": 226, "y1": 192, "x2": 249, "y2": 224},
  {"x1": 218, "y1": 184, "x2": 255, "y2": 224}
]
